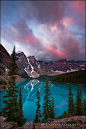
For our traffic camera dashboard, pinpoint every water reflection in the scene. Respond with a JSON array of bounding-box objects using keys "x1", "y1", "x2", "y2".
[{"x1": 1, "y1": 79, "x2": 86, "y2": 122}]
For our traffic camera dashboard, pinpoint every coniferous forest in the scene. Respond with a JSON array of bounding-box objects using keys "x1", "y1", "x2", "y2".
[{"x1": 51, "y1": 70, "x2": 86, "y2": 86}]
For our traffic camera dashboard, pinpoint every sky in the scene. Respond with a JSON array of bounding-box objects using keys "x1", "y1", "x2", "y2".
[{"x1": 1, "y1": 1, "x2": 85, "y2": 62}]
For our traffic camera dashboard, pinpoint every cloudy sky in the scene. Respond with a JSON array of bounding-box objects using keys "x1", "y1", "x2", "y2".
[{"x1": 1, "y1": 1, "x2": 85, "y2": 62}]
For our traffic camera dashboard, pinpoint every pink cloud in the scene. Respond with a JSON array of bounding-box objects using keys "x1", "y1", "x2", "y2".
[
  {"x1": 71, "y1": 1, "x2": 85, "y2": 13},
  {"x1": 47, "y1": 45, "x2": 66, "y2": 58},
  {"x1": 67, "y1": 1, "x2": 85, "y2": 27},
  {"x1": 56, "y1": 100, "x2": 67, "y2": 108},
  {"x1": 61, "y1": 17, "x2": 74, "y2": 28},
  {"x1": 16, "y1": 35, "x2": 41, "y2": 45},
  {"x1": 61, "y1": 100, "x2": 67, "y2": 106},
  {"x1": 56, "y1": 105, "x2": 60, "y2": 108}
]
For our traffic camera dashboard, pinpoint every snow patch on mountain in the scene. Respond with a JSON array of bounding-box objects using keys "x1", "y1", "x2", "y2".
[
  {"x1": 5, "y1": 69, "x2": 7, "y2": 72},
  {"x1": 38, "y1": 64, "x2": 40, "y2": 68},
  {"x1": 24, "y1": 68, "x2": 28, "y2": 73},
  {"x1": 27, "y1": 58, "x2": 34, "y2": 73}
]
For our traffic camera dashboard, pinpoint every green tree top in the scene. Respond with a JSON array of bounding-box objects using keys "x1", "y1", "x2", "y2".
[
  {"x1": 34, "y1": 89, "x2": 41, "y2": 122},
  {"x1": 75, "y1": 86, "x2": 83, "y2": 115},
  {"x1": 42, "y1": 78, "x2": 52, "y2": 121},
  {"x1": 8, "y1": 46, "x2": 18, "y2": 76},
  {"x1": 67, "y1": 83, "x2": 75, "y2": 114}
]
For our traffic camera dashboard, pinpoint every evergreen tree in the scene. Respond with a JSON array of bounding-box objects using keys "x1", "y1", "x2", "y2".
[
  {"x1": 74, "y1": 86, "x2": 83, "y2": 115},
  {"x1": 42, "y1": 78, "x2": 52, "y2": 121},
  {"x1": 34, "y1": 89, "x2": 41, "y2": 122},
  {"x1": 1, "y1": 46, "x2": 26, "y2": 126},
  {"x1": 18, "y1": 87, "x2": 26, "y2": 126},
  {"x1": 19, "y1": 87, "x2": 22, "y2": 110},
  {"x1": 67, "y1": 84, "x2": 75, "y2": 114},
  {"x1": 1, "y1": 46, "x2": 19, "y2": 121},
  {"x1": 63, "y1": 110, "x2": 67, "y2": 117},
  {"x1": 83, "y1": 99, "x2": 86, "y2": 115},
  {"x1": 50, "y1": 97, "x2": 55, "y2": 119}
]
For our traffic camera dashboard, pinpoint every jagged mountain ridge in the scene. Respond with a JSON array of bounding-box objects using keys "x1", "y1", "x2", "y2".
[{"x1": 16, "y1": 51, "x2": 86, "y2": 78}]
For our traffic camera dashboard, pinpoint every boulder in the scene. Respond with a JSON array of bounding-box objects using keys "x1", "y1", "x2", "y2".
[
  {"x1": 45, "y1": 118, "x2": 54, "y2": 123},
  {"x1": 0, "y1": 116, "x2": 7, "y2": 122},
  {"x1": 22, "y1": 121, "x2": 35, "y2": 129},
  {"x1": 1, "y1": 122, "x2": 13, "y2": 129},
  {"x1": 60, "y1": 118, "x2": 66, "y2": 124},
  {"x1": 79, "y1": 124, "x2": 86, "y2": 129}
]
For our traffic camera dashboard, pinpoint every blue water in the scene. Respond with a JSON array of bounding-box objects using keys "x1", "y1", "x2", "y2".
[{"x1": 0, "y1": 79, "x2": 86, "y2": 122}]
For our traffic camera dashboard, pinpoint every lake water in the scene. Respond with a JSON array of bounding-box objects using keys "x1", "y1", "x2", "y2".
[{"x1": 0, "y1": 79, "x2": 86, "y2": 122}]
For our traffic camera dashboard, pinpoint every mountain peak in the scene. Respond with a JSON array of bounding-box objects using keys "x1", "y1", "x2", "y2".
[{"x1": 28, "y1": 56, "x2": 36, "y2": 62}]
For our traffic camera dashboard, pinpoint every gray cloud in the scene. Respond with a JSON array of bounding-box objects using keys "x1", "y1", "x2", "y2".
[{"x1": 20, "y1": 1, "x2": 66, "y2": 25}]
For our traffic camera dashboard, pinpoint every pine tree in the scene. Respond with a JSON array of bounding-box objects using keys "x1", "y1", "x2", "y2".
[
  {"x1": 1, "y1": 46, "x2": 19, "y2": 121},
  {"x1": 1, "y1": 46, "x2": 26, "y2": 125},
  {"x1": 83, "y1": 99, "x2": 86, "y2": 115},
  {"x1": 63, "y1": 110, "x2": 67, "y2": 117},
  {"x1": 67, "y1": 84, "x2": 75, "y2": 114},
  {"x1": 74, "y1": 86, "x2": 83, "y2": 115},
  {"x1": 50, "y1": 97, "x2": 55, "y2": 119},
  {"x1": 19, "y1": 87, "x2": 22, "y2": 110},
  {"x1": 34, "y1": 89, "x2": 41, "y2": 122},
  {"x1": 42, "y1": 78, "x2": 52, "y2": 121},
  {"x1": 18, "y1": 87, "x2": 26, "y2": 126}
]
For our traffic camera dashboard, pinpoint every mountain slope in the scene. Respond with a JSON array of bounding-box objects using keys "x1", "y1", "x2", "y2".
[
  {"x1": 0, "y1": 44, "x2": 86, "y2": 79},
  {"x1": 0, "y1": 44, "x2": 25, "y2": 91},
  {"x1": 16, "y1": 51, "x2": 86, "y2": 78}
]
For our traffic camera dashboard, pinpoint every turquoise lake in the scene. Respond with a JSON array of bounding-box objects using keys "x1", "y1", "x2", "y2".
[{"x1": 0, "y1": 79, "x2": 86, "y2": 122}]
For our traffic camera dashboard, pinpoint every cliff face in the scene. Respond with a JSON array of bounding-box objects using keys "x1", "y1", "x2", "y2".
[
  {"x1": 0, "y1": 44, "x2": 11, "y2": 76},
  {"x1": 0, "y1": 44, "x2": 11, "y2": 67}
]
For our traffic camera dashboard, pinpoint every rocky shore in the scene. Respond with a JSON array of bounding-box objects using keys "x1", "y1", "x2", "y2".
[{"x1": 0, "y1": 116, "x2": 86, "y2": 129}]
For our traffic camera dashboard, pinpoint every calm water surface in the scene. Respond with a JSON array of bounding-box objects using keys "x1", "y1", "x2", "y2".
[{"x1": 0, "y1": 79, "x2": 86, "y2": 122}]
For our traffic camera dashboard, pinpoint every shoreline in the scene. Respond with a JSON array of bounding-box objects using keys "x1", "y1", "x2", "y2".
[
  {"x1": 0, "y1": 79, "x2": 27, "y2": 92},
  {"x1": 0, "y1": 79, "x2": 86, "y2": 92},
  {"x1": 50, "y1": 81, "x2": 86, "y2": 87}
]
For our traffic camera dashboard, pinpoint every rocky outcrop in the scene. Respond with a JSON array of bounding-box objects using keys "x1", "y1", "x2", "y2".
[
  {"x1": 0, "y1": 44, "x2": 11, "y2": 67},
  {"x1": 35, "y1": 116, "x2": 86, "y2": 129},
  {"x1": 45, "y1": 118, "x2": 54, "y2": 123},
  {"x1": 0, "y1": 116, "x2": 86, "y2": 129},
  {"x1": 16, "y1": 52, "x2": 28, "y2": 74},
  {"x1": 22, "y1": 121, "x2": 35, "y2": 129},
  {"x1": 0, "y1": 116, "x2": 13, "y2": 129}
]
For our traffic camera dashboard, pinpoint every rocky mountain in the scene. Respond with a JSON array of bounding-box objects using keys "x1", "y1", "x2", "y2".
[
  {"x1": 0, "y1": 44, "x2": 11, "y2": 75},
  {"x1": 0, "y1": 44, "x2": 85, "y2": 79},
  {"x1": 16, "y1": 51, "x2": 86, "y2": 78},
  {"x1": 0, "y1": 44, "x2": 25, "y2": 91},
  {"x1": 0, "y1": 44, "x2": 11, "y2": 67}
]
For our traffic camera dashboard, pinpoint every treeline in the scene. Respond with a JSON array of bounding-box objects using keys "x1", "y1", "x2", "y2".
[
  {"x1": 60, "y1": 84, "x2": 86, "y2": 119},
  {"x1": 37, "y1": 75, "x2": 53, "y2": 79},
  {"x1": 51, "y1": 70, "x2": 86, "y2": 86},
  {"x1": 20, "y1": 71, "x2": 32, "y2": 79}
]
